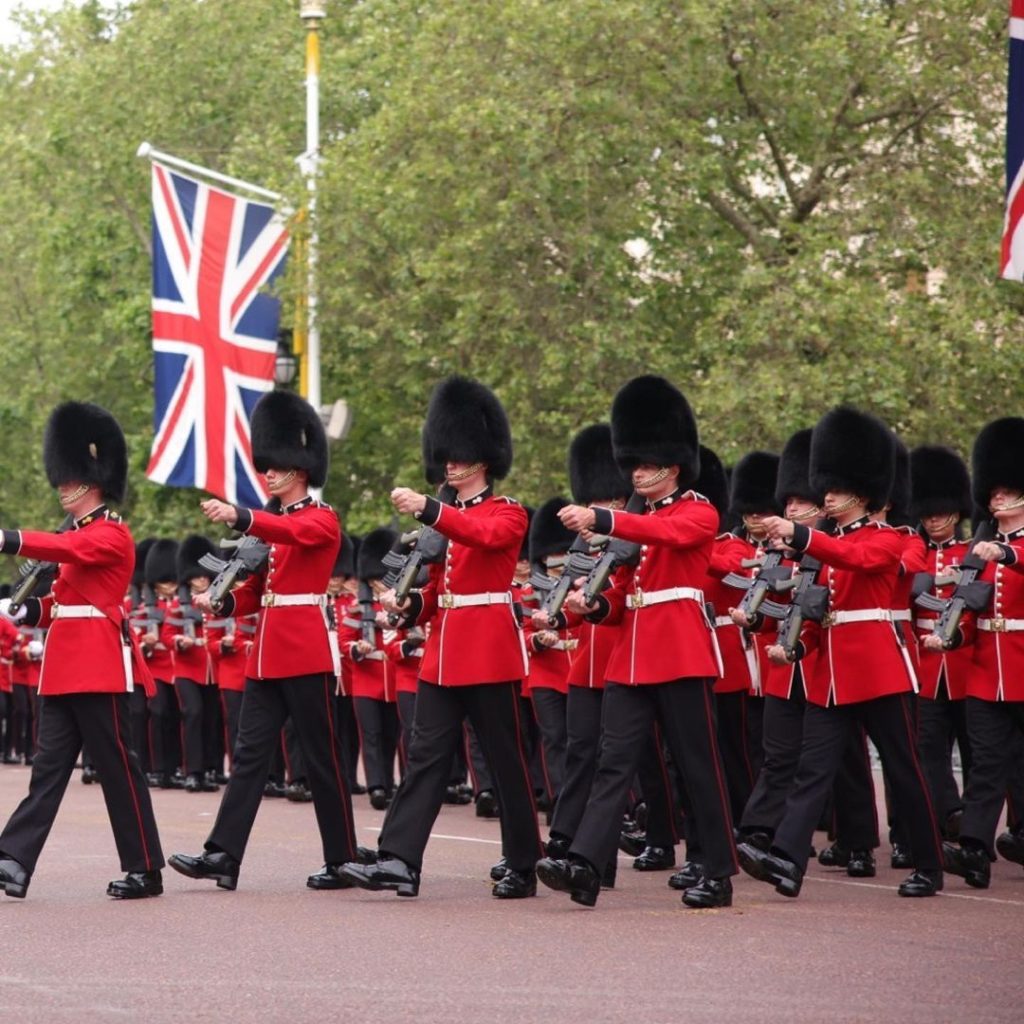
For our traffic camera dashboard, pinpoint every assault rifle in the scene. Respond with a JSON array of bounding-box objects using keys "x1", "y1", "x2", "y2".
[
  {"x1": 342, "y1": 581, "x2": 378, "y2": 648},
  {"x1": 130, "y1": 581, "x2": 166, "y2": 635},
  {"x1": 579, "y1": 492, "x2": 648, "y2": 607},
  {"x1": 529, "y1": 535, "x2": 599, "y2": 624},
  {"x1": 913, "y1": 519, "x2": 995, "y2": 648},
  {"x1": 199, "y1": 536, "x2": 271, "y2": 613},
  {"x1": 722, "y1": 548, "x2": 795, "y2": 620},
  {"x1": 9, "y1": 514, "x2": 74, "y2": 614}
]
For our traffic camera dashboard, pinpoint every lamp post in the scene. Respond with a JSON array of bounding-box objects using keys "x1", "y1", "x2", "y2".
[
  {"x1": 275, "y1": 332, "x2": 299, "y2": 387},
  {"x1": 299, "y1": 0, "x2": 324, "y2": 412}
]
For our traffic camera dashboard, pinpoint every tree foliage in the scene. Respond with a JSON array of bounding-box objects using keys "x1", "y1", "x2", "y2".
[{"x1": 0, "y1": 0, "x2": 1018, "y2": 539}]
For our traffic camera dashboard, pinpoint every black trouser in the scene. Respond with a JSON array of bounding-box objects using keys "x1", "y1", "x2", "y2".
[
  {"x1": 464, "y1": 719, "x2": 494, "y2": 793},
  {"x1": 379, "y1": 680, "x2": 541, "y2": 873},
  {"x1": 206, "y1": 675, "x2": 357, "y2": 865},
  {"x1": 520, "y1": 694, "x2": 546, "y2": 795},
  {"x1": 0, "y1": 690, "x2": 8, "y2": 756},
  {"x1": 960, "y1": 697, "x2": 1024, "y2": 855},
  {"x1": 0, "y1": 693, "x2": 164, "y2": 874},
  {"x1": 570, "y1": 679, "x2": 737, "y2": 880},
  {"x1": 283, "y1": 718, "x2": 306, "y2": 783},
  {"x1": 636, "y1": 725, "x2": 681, "y2": 849},
  {"x1": 741, "y1": 687, "x2": 807, "y2": 837},
  {"x1": 128, "y1": 688, "x2": 150, "y2": 773},
  {"x1": 531, "y1": 688, "x2": 568, "y2": 801},
  {"x1": 10, "y1": 685, "x2": 37, "y2": 760},
  {"x1": 335, "y1": 692, "x2": 361, "y2": 789},
  {"x1": 550, "y1": 686, "x2": 604, "y2": 842},
  {"x1": 148, "y1": 678, "x2": 181, "y2": 777},
  {"x1": 830, "y1": 725, "x2": 881, "y2": 850},
  {"x1": 354, "y1": 697, "x2": 400, "y2": 792},
  {"x1": 220, "y1": 689, "x2": 244, "y2": 768},
  {"x1": 774, "y1": 694, "x2": 941, "y2": 873},
  {"x1": 175, "y1": 678, "x2": 219, "y2": 776},
  {"x1": 1004, "y1": 729, "x2": 1024, "y2": 830},
  {"x1": 396, "y1": 690, "x2": 416, "y2": 775},
  {"x1": 716, "y1": 690, "x2": 762, "y2": 823},
  {"x1": 918, "y1": 687, "x2": 971, "y2": 830}
]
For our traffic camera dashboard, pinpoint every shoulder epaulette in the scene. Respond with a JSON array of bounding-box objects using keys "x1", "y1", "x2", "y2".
[
  {"x1": 684, "y1": 490, "x2": 711, "y2": 504},
  {"x1": 496, "y1": 496, "x2": 521, "y2": 506}
]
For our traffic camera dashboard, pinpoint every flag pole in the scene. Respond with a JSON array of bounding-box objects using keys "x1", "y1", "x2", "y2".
[
  {"x1": 136, "y1": 142, "x2": 283, "y2": 202},
  {"x1": 299, "y1": 1, "x2": 324, "y2": 411}
]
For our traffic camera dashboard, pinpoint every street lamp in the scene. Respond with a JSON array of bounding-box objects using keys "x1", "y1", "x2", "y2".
[{"x1": 275, "y1": 332, "x2": 298, "y2": 387}]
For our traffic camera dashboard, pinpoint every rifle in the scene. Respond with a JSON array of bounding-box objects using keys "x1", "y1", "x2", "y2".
[
  {"x1": 913, "y1": 519, "x2": 996, "y2": 648},
  {"x1": 130, "y1": 581, "x2": 166, "y2": 636},
  {"x1": 8, "y1": 514, "x2": 74, "y2": 614},
  {"x1": 169, "y1": 583, "x2": 204, "y2": 641},
  {"x1": 529, "y1": 535, "x2": 598, "y2": 624},
  {"x1": 579, "y1": 492, "x2": 647, "y2": 607},
  {"x1": 199, "y1": 535, "x2": 271, "y2": 613},
  {"x1": 760, "y1": 519, "x2": 836, "y2": 660},
  {"x1": 722, "y1": 548, "x2": 795, "y2": 620},
  {"x1": 342, "y1": 581, "x2": 378, "y2": 649}
]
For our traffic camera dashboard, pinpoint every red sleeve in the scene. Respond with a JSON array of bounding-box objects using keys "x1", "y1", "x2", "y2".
[
  {"x1": 707, "y1": 535, "x2": 749, "y2": 579},
  {"x1": 432, "y1": 502, "x2": 526, "y2": 551},
  {"x1": 228, "y1": 574, "x2": 264, "y2": 618},
  {"x1": 245, "y1": 506, "x2": 339, "y2": 546},
  {"x1": 900, "y1": 533, "x2": 929, "y2": 575},
  {"x1": 605, "y1": 502, "x2": 718, "y2": 550},
  {"x1": 803, "y1": 528, "x2": 903, "y2": 574},
  {"x1": 10, "y1": 526, "x2": 126, "y2": 566}
]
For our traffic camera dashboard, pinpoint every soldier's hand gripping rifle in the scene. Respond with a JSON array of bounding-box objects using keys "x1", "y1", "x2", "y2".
[
  {"x1": 529, "y1": 535, "x2": 598, "y2": 624},
  {"x1": 913, "y1": 519, "x2": 996, "y2": 649},
  {"x1": 578, "y1": 492, "x2": 648, "y2": 608},
  {"x1": 342, "y1": 581, "x2": 379, "y2": 649},
  {"x1": 199, "y1": 536, "x2": 271, "y2": 613},
  {"x1": 171, "y1": 583, "x2": 205, "y2": 641},
  {"x1": 9, "y1": 514, "x2": 74, "y2": 614},
  {"x1": 381, "y1": 525, "x2": 449, "y2": 626}
]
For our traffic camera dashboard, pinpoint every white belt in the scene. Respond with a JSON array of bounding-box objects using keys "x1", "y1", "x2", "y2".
[
  {"x1": 53, "y1": 605, "x2": 107, "y2": 620},
  {"x1": 891, "y1": 610, "x2": 912, "y2": 622},
  {"x1": 626, "y1": 587, "x2": 704, "y2": 610},
  {"x1": 438, "y1": 592, "x2": 512, "y2": 609},
  {"x1": 261, "y1": 593, "x2": 327, "y2": 608},
  {"x1": 824, "y1": 608, "x2": 891, "y2": 626},
  {"x1": 915, "y1": 618, "x2": 937, "y2": 631},
  {"x1": 978, "y1": 618, "x2": 1024, "y2": 633},
  {"x1": 714, "y1": 615, "x2": 733, "y2": 628},
  {"x1": 361, "y1": 650, "x2": 386, "y2": 661},
  {"x1": 549, "y1": 639, "x2": 579, "y2": 652}
]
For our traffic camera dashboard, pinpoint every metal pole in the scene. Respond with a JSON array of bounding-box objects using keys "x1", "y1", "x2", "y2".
[
  {"x1": 136, "y1": 142, "x2": 282, "y2": 202},
  {"x1": 300, "y1": 1, "x2": 324, "y2": 412}
]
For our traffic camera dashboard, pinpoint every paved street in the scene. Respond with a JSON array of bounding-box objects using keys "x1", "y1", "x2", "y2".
[{"x1": 0, "y1": 765, "x2": 1021, "y2": 1024}]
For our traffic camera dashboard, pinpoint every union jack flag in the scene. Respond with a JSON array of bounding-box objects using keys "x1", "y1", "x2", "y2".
[
  {"x1": 146, "y1": 163, "x2": 289, "y2": 505},
  {"x1": 1001, "y1": 0, "x2": 1024, "y2": 280}
]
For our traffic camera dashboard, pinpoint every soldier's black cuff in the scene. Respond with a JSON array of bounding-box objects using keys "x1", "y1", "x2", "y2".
[
  {"x1": 789, "y1": 641, "x2": 806, "y2": 663},
  {"x1": 416, "y1": 497, "x2": 442, "y2": 527},
  {"x1": 21, "y1": 598, "x2": 42, "y2": 627},
  {"x1": 233, "y1": 506, "x2": 254, "y2": 533},
  {"x1": 0, "y1": 530, "x2": 22, "y2": 554},
  {"x1": 997, "y1": 543, "x2": 1017, "y2": 565},
  {"x1": 591, "y1": 507, "x2": 614, "y2": 536},
  {"x1": 584, "y1": 593, "x2": 611, "y2": 623},
  {"x1": 789, "y1": 523, "x2": 811, "y2": 552},
  {"x1": 530, "y1": 633, "x2": 547, "y2": 653},
  {"x1": 945, "y1": 627, "x2": 965, "y2": 651},
  {"x1": 400, "y1": 639, "x2": 421, "y2": 659},
  {"x1": 402, "y1": 590, "x2": 425, "y2": 626},
  {"x1": 548, "y1": 611, "x2": 568, "y2": 630},
  {"x1": 747, "y1": 611, "x2": 765, "y2": 633},
  {"x1": 218, "y1": 593, "x2": 237, "y2": 618}
]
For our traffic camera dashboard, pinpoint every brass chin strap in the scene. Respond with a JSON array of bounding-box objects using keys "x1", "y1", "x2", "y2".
[
  {"x1": 271, "y1": 469, "x2": 297, "y2": 490},
  {"x1": 928, "y1": 513, "x2": 957, "y2": 534},
  {"x1": 635, "y1": 467, "x2": 671, "y2": 489},
  {"x1": 826, "y1": 495, "x2": 859, "y2": 517},
  {"x1": 992, "y1": 494, "x2": 1024, "y2": 513},
  {"x1": 791, "y1": 505, "x2": 821, "y2": 523},
  {"x1": 61, "y1": 484, "x2": 89, "y2": 504},
  {"x1": 447, "y1": 462, "x2": 485, "y2": 483}
]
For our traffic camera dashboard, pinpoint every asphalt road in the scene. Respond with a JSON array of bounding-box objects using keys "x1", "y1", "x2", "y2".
[{"x1": 0, "y1": 765, "x2": 1021, "y2": 1024}]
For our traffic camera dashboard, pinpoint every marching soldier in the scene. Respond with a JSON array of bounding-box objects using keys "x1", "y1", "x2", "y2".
[
  {"x1": 737, "y1": 405, "x2": 943, "y2": 899},
  {"x1": 340, "y1": 375, "x2": 542, "y2": 899},
  {"x1": 0, "y1": 401, "x2": 164, "y2": 899},
  {"x1": 168, "y1": 390, "x2": 359, "y2": 892},
  {"x1": 542, "y1": 375, "x2": 738, "y2": 909}
]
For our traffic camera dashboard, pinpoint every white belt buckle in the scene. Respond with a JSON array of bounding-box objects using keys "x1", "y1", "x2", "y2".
[
  {"x1": 631, "y1": 589, "x2": 644, "y2": 610},
  {"x1": 261, "y1": 593, "x2": 275, "y2": 608},
  {"x1": 440, "y1": 594, "x2": 455, "y2": 610},
  {"x1": 990, "y1": 617, "x2": 1006, "y2": 633}
]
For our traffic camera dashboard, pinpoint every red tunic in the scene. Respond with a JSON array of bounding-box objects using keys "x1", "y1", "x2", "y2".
[
  {"x1": 138, "y1": 595, "x2": 176, "y2": 682},
  {"x1": 166, "y1": 598, "x2": 211, "y2": 684},
  {"x1": 333, "y1": 593, "x2": 357, "y2": 696},
  {"x1": 524, "y1": 615, "x2": 575, "y2": 695},
  {"x1": 226, "y1": 498, "x2": 341, "y2": 680},
  {"x1": 339, "y1": 600, "x2": 395, "y2": 702},
  {"x1": 206, "y1": 615, "x2": 255, "y2": 692},
  {"x1": 794, "y1": 520, "x2": 914, "y2": 707},
  {"x1": 383, "y1": 626, "x2": 424, "y2": 695},
  {"x1": 563, "y1": 604, "x2": 619, "y2": 690},
  {"x1": 590, "y1": 491, "x2": 721, "y2": 685},
  {"x1": 1, "y1": 512, "x2": 152, "y2": 696},
  {"x1": 0, "y1": 617, "x2": 16, "y2": 692},
  {"x1": 914, "y1": 538, "x2": 974, "y2": 700},
  {"x1": 411, "y1": 494, "x2": 529, "y2": 686}
]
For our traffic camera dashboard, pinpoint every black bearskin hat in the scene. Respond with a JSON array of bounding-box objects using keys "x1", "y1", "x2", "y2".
[
  {"x1": 251, "y1": 390, "x2": 329, "y2": 488},
  {"x1": 144, "y1": 539, "x2": 179, "y2": 586},
  {"x1": 333, "y1": 533, "x2": 356, "y2": 578},
  {"x1": 421, "y1": 376, "x2": 513, "y2": 480},
  {"x1": 568, "y1": 424, "x2": 632, "y2": 506},
  {"x1": 529, "y1": 497, "x2": 575, "y2": 565},
  {"x1": 887, "y1": 438, "x2": 912, "y2": 527},
  {"x1": 133, "y1": 538, "x2": 156, "y2": 591},
  {"x1": 730, "y1": 451, "x2": 782, "y2": 517},
  {"x1": 610, "y1": 376, "x2": 700, "y2": 485},
  {"x1": 971, "y1": 418, "x2": 1024, "y2": 510},
  {"x1": 358, "y1": 528, "x2": 399, "y2": 582},
  {"x1": 177, "y1": 535, "x2": 218, "y2": 583},
  {"x1": 43, "y1": 401, "x2": 128, "y2": 503},
  {"x1": 809, "y1": 406, "x2": 894, "y2": 513},
  {"x1": 775, "y1": 429, "x2": 819, "y2": 507},
  {"x1": 910, "y1": 445, "x2": 971, "y2": 521},
  {"x1": 694, "y1": 445, "x2": 729, "y2": 520}
]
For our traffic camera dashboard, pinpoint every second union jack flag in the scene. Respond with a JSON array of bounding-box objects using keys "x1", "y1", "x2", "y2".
[
  {"x1": 1002, "y1": 0, "x2": 1024, "y2": 280},
  {"x1": 146, "y1": 163, "x2": 289, "y2": 505}
]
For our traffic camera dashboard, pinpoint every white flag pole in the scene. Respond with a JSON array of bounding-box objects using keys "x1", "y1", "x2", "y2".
[{"x1": 136, "y1": 142, "x2": 283, "y2": 203}]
